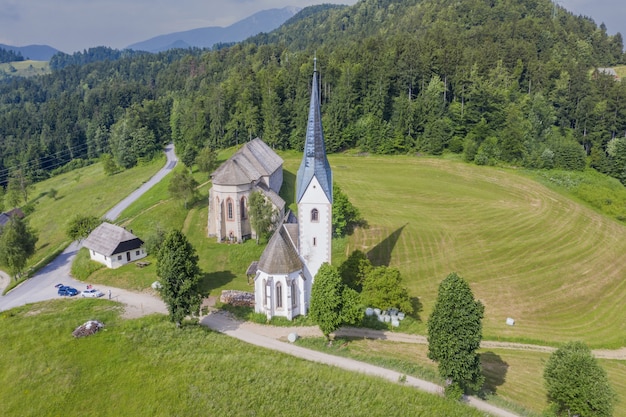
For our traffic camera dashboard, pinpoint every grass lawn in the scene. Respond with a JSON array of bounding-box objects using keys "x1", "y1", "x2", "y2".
[
  {"x1": 296, "y1": 336, "x2": 626, "y2": 417},
  {"x1": 0, "y1": 301, "x2": 485, "y2": 417},
  {"x1": 0, "y1": 60, "x2": 50, "y2": 79},
  {"x1": 23, "y1": 157, "x2": 164, "y2": 272}
]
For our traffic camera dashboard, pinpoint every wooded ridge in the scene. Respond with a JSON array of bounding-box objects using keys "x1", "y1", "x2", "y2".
[{"x1": 0, "y1": 0, "x2": 625, "y2": 195}]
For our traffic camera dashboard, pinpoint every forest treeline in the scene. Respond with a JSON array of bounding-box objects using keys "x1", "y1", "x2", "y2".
[
  {"x1": 1, "y1": 0, "x2": 626, "y2": 193},
  {"x1": 0, "y1": 48, "x2": 24, "y2": 64}
]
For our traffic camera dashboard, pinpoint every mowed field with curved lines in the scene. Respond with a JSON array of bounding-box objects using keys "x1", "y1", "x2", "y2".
[{"x1": 313, "y1": 154, "x2": 626, "y2": 348}]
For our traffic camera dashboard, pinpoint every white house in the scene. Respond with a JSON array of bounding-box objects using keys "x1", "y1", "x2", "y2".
[
  {"x1": 253, "y1": 60, "x2": 333, "y2": 320},
  {"x1": 207, "y1": 137, "x2": 285, "y2": 243},
  {"x1": 83, "y1": 222, "x2": 147, "y2": 269}
]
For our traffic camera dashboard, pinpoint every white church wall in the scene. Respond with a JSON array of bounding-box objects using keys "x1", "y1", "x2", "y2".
[{"x1": 298, "y1": 176, "x2": 332, "y2": 282}]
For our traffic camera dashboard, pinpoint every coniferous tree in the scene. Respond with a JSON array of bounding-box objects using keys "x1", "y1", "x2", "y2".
[{"x1": 427, "y1": 272, "x2": 484, "y2": 398}]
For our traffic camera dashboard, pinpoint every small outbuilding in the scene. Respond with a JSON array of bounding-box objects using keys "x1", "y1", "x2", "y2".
[{"x1": 83, "y1": 222, "x2": 147, "y2": 269}]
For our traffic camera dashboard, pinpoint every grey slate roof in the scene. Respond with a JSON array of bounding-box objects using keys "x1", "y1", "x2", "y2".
[
  {"x1": 0, "y1": 208, "x2": 24, "y2": 227},
  {"x1": 83, "y1": 222, "x2": 143, "y2": 256},
  {"x1": 296, "y1": 64, "x2": 333, "y2": 203},
  {"x1": 257, "y1": 223, "x2": 302, "y2": 274},
  {"x1": 212, "y1": 138, "x2": 283, "y2": 186}
]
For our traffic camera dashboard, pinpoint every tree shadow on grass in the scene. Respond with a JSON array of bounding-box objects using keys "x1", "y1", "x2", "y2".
[
  {"x1": 410, "y1": 296, "x2": 423, "y2": 322},
  {"x1": 367, "y1": 223, "x2": 407, "y2": 267},
  {"x1": 198, "y1": 270, "x2": 236, "y2": 295},
  {"x1": 480, "y1": 351, "x2": 509, "y2": 395}
]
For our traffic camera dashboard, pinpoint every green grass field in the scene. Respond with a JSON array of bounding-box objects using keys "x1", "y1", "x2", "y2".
[
  {"x1": 13, "y1": 149, "x2": 626, "y2": 415},
  {"x1": 0, "y1": 60, "x2": 50, "y2": 79},
  {"x1": 0, "y1": 301, "x2": 485, "y2": 417}
]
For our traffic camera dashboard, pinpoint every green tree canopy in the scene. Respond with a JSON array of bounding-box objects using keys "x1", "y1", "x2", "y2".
[
  {"x1": 544, "y1": 341, "x2": 615, "y2": 417},
  {"x1": 248, "y1": 191, "x2": 276, "y2": 244},
  {"x1": 168, "y1": 170, "x2": 198, "y2": 209},
  {"x1": 0, "y1": 216, "x2": 38, "y2": 280},
  {"x1": 332, "y1": 183, "x2": 364, "y2": 238},
  {"x1": 66, "y1": 215, "x2": 102, "y2": 241},
  {"x1": 309, "y1": 263, "x2": 363, "y2": 340},
  {"x1": 195, "y1": 146, "x2": 217, "y2": 176},
  {"x1": 156, "y1": 229, "x2": 203, "y2": 326},
  {"x1": 427, "y1": 272, "x2": 484, "y2": 397},
  {"x1": 360, "y1": 265, "x2": 413, "y2": 314}
]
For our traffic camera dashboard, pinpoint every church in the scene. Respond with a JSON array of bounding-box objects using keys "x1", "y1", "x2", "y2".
[
  {"x1": 206, "y1": 61, "x2": 332, "y2": 320},
  {"x1": 252, "y1": 60, "x2": 333, "y2": 320}
]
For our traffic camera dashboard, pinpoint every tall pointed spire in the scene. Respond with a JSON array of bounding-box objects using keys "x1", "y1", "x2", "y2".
[{"x1": 296, "y1": 59, "x2": 332, "y2": 203}]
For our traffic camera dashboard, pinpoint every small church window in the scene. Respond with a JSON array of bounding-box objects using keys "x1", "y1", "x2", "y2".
[
  {"x1": 227, "y1": 199, "x2": 234, "y2": 220},
  {"x1": 276, "y1": 282, "x2": 283, "y2": 309},
  {"x1": 291, "y1": 281, "x2": 297, "y2": 308},
  {"x1": 311, "y1": 208, "x2": 319, "y2": 222},
  {"x1": 262, "y1": 279, "x2": 267, "y2": 307},
  {"x1": 240, "y1": 197, "x2": 247, "y2": 219},
  {"x1": 313, "y1": 237, "x2": 317, "y2": 246}
]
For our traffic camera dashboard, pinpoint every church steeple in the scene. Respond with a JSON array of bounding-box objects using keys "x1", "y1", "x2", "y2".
[{"x1": 296, "y1": 59, "x2": 332, "y2": 204}]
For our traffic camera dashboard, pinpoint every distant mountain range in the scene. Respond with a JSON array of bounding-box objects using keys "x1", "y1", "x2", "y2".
[
  {"x1": 127, "y1": 7, "x2": 301, "y2": 53},
  {"x1": 0, "y1": 44, "x2": 59, "y2": 61}
]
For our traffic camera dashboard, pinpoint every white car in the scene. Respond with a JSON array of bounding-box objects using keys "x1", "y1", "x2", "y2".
[{"x1": 81, "y1": 289, "x2": 104, "y2": 298}]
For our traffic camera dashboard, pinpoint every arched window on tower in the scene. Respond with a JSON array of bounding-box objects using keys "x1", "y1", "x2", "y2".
[
  {"x1": 226, "y1": 198, "x2": 234, "y2": 221},
  {"x1": 276, "y1": 282, "x2": 283, "y2": 309},
  {"x1": 311, "y1": 208, "x2": 319, "y2": 222},
  {"x1": 240, "y1": 197, "x2": 247, "y2": 219}
]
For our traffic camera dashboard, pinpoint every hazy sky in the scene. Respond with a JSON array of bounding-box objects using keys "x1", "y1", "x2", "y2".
[{"x1": 0, "y1": 0, "x2": 623, "y2": 53}]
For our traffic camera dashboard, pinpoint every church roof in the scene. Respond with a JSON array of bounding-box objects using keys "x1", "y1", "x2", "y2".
[
  {"x1": 296, "y1": 63, "x2": 333, "y2": 203},
  {"x1": 257, "y1": 223, "x2": 302, "y2": 275},
  {"x1": 83, "y1": 222, "x2": 143, "y2": 256},
  {"x1": 211, "y1": 138, "x2": 283, "y2": 186}
]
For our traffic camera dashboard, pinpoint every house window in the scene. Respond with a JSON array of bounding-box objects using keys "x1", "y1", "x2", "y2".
[
  {"x1": 276, "y1": 282, "x2": 283, "y2": 309},
  {"x1": 135, "y1": 250, "x2": 140, "y2": 256},
  {"x1": 311, "y1": 208, "x2": 319, "y2": 222},
  {"x1": 240, "y1": 197, "x2": 247, "y2": 219},
  {"x1": 227, "y1": 198, "x2": 234, "y2": 220},
  {"x1": 291, "y1": 281, "x2": 297, "y2": 308},
  {"x1": 117, "y1": 255, "x2": 122, "y2": 260},
  {"x1": 91, "y1": 250, "x2": 95, "y2": 256},
  {"x1": 313, "y1": 237, "x2": 317, "y2": 246}
]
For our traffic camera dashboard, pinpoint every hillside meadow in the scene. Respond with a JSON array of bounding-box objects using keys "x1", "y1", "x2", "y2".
[{"x1": 0, "y1": 300, "x2": 485, "y2": 417}]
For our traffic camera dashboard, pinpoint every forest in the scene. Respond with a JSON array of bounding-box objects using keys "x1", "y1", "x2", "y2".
[{"x1": 1, "y1": 0, "x2": 626, "y2": 197}]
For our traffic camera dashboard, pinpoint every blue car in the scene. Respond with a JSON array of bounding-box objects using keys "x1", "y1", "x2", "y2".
[{"x1": 58, "y1": 286, "x2": 79, "y2": 296}]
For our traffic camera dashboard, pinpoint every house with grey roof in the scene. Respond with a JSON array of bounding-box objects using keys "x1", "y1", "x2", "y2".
[
  {"x1": 207, "y1": 137, "x2": 285, "y2": 242},
  {"x1": 83, "y1": 222, "x2": 147, "y2": 269},
  {"x1": 0, "y1": 208, "x2": 25, "y2": 228}
]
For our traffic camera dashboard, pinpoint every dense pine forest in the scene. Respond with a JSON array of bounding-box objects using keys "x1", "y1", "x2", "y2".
[{"x1": 1, "y1": 0, "x2": 626, "y2": 197}]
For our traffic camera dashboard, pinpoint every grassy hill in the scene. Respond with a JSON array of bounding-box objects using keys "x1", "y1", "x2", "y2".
[
  {"x1": 0, "y1": 301, "x2": 485, "y2": 417},
  {"x1": 0, "y1": 60, "x2": 50, "y2": 79},
  {"x1": 7, "y1": 151, "x2": 626, "y2": 415}
]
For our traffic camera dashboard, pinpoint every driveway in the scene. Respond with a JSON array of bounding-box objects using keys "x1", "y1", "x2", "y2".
[{"x1": 0, "y1": 144, "x2": 177, "y2": 312}]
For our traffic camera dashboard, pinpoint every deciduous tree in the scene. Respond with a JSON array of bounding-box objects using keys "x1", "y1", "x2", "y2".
[
  {"x1": 544, "y1": 341, "x2": 615, "y2": 417},
  {"x1": 249, "y1": 191, "x2": 276, "y2": 244},
  {"x1": 309, "y1": 263, "x2": 363, "y2": 341},
  {"x1": 332, "y1": 183, "x2": 363, "y2": 238},
  {"x1": 156, "y1": 230, "x2": 202, "y2": 326},
  {"x1": 427, "y1": 272, "x2": 484, "y2": 398},
  {"x1": 168, "y1": 170, "x2": 198, "y2": 209},
  {"x1": 66, "y1": 215, "x2": 102, "y2": 241},
  {"x1": 0, "y1": 216, "x2": 38, "y2": 280},
  {"x1": 361, "y1": 265, "x2": 413, "y2": 314}
]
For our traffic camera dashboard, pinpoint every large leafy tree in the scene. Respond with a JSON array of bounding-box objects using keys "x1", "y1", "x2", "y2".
[
  {"x1": 66, "y1": 215, "x2": 102, "y2": 241},
  {"x1": 427, "y1": 272, "x2": 484, "y2": 398},
  {"x1": 168, "y1": 170, "x2": 198, "y2": 209},
  {"x1": 0, "y1": 216, "x2": 38, "y2": 280},
  {"x1": 332, "y1": 183, "x2": 363, "y2": 238},
  {"x1": 156, "y1": 230, "x2": 202, "y2": 326},
  {"x1": 309, "y1": 263, "x2": 363, "y2": 341},
  {"x1": 361, "y1": 265, "x2": 413, "y2": 314},
  {"x1": 248, "y1": 191, "x2": 276, "y2": 244},
  {"x1": 544, "y1": 341, "x2": 615, "y2": 417}
]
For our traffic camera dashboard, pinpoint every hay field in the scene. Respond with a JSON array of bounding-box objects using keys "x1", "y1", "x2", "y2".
[{"x1": 323, "y1": 154, "x2": 626, "y2": 348}]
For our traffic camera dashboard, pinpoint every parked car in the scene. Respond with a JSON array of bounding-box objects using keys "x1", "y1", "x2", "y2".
[
  {"x1": 58, "y1": 286, "x2": 79, "y2": 296},
  {"x1": 81, "y1": 288, "x2": 104, "y2": 298}
]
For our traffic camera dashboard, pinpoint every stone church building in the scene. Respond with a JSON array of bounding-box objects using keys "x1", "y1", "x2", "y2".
[{"x1": 207, "y1": 137, "x2": 285, "y2": 243}]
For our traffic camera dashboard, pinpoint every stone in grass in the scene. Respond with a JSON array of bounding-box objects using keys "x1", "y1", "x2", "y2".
[
  {"x1": 72, "y1": 320, "x2": 104, "y2": 338},
  {"x1": 288, "y1": 333, "x2": 298, "y2": 343}
]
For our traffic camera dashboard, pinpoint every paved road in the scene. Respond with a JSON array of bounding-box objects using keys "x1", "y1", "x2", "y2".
[{"x1": 0, "y1": 144, "x2": 177, "y2": 312}]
